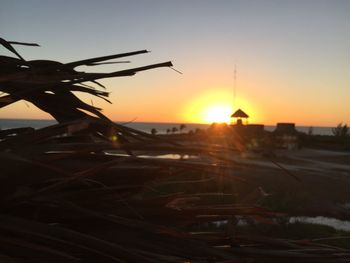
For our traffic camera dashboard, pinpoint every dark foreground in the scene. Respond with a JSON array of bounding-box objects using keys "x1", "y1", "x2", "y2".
[{"x1": 1, "y1": 120, "x2": 350, "y2": 262}]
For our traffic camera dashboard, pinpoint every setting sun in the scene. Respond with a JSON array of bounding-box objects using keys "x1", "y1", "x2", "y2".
[
  {"x1": 184, "y1": 90, "x2": 259, "y2": 124},
  {"x1": 203, "y1": 105, "x2": 232, "y2": 123},
  {"x1": 183, "y1": 89, "x2": 259, "y2": 124},
  {"x1": 183, "y1": 89, "x2": 235, "y2": 124}
]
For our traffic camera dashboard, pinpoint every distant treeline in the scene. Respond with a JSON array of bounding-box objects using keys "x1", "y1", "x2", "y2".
[{"x1": 300, "y1": 123, "x2": 349, "y2": 150}]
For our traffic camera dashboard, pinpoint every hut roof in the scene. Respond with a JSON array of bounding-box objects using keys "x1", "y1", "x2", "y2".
[{"x1": 231, "y1": 109, "x2": 249, "y2": 118}]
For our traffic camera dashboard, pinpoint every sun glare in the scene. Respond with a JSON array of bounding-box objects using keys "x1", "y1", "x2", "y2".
[
  {"x1": 203, "y1": 105, "x2": 232, "y2": 124},
  {"x1": 183, "y1": 89, "x2": 258, "y2": 124},
  {"x1": 184, "y1": 89, "x2": 234, "y2": 124}
]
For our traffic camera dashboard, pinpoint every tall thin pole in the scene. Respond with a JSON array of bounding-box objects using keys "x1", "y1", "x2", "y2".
[{"x1": 233, "y1": 65, "x2": 237, "y2": 110}]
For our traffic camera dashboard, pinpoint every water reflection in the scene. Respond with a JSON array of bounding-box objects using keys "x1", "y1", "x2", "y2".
[
  {"x1": 211, "y1": 216, "x2": 350, "y2": 232},
  {"x1": 139, "y1": 154, "x2": 197, "y2": 160},
  {"x1": 105, "y1": 152, "x2": 198, "y2": 160},
  {"x1": 289, "y1": 216, "x2": 350, "y2": 231}
]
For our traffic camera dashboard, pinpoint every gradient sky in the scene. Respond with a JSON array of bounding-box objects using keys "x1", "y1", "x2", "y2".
[{"x1": 1, "y1": 0, "x2": 349, "y2": 126}]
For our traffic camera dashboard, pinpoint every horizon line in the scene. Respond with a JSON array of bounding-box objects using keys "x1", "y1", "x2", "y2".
[{"x1": 0, "y1": 117, "x2": 344, "y2": 128}]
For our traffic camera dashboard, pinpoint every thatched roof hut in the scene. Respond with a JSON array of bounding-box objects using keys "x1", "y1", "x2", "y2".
[
  {"x1": 231, "y1": 109, "x2": 249, "y2": 125},
  {"x1": 231, "y1": 109, "x2": 249, "y2": 118}
]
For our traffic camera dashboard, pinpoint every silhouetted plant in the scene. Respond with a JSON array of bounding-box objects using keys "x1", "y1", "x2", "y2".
[
  {"x1": 179, "y1": 124, "x2": 186, "y2": 133},
  {"x1": 195, "y1": 128, "x2": 202, "y2": 134},
  {"x1": 151, "y1": 128, "x2": 157, "y2": 135},
  {"x1": 332, "y1": 123, "x2": 349, "y2": 138},
  {"x1": 172, "y1": 127, "x2": 178, "y2": 134}
]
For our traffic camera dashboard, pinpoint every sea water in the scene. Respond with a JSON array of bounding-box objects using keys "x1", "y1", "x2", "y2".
[{"x1": 0, "y1": 118, "x2": 334, "y2": 135}]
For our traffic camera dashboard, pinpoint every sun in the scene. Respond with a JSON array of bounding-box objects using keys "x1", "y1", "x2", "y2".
[
  {"x1": 183, "y1": 89, "x2": 235, "y2": 124},
  {"x1": 203, "y1": 104, "x2": 232, "y2": 124},
  {"x1": 183, "y1": 89, "x2": 258, "y2": 124}
]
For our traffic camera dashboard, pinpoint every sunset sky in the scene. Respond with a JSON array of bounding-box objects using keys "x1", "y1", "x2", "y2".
[{"x1": 1, "y1": 0, "x2": 349, "y2": 126}]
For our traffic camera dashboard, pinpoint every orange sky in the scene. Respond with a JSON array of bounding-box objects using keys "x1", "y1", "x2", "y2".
[{"x1": 1, "y1": 1, "x2": 349, "y2": 127}]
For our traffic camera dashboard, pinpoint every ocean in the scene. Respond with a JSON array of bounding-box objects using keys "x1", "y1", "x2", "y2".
[{"x1": 0, "y1": 118, "x2": 334, "y2": 136}]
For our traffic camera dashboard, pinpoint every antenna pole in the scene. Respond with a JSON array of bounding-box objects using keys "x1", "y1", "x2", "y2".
[{"x1": 233, "y1": 65, "x2": 237, "y2": 109}]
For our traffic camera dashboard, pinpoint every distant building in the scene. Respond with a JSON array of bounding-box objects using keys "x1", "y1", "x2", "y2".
[
  {"x1": 230, "y1": 109, "x2": 265, "y2": 136},
  {"x1": 231, "y1": 109, "x2": 249, "y2": 125},
  {"x1": 274, "y1": 123, "x2": 299, "y2": 150}
]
